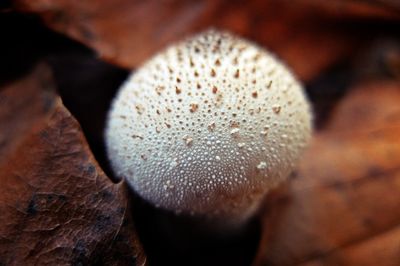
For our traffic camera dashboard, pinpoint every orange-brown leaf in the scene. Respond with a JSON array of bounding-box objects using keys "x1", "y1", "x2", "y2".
[
  {"x1": 15, "y1": 0, "x2": 399, "y2": 81},
  {"x1": 254, "y1": 81, "x2": 400, "y2": 266}
]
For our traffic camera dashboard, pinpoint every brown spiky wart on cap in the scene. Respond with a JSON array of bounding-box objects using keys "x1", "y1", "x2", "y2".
[{"x1": 105, "y1": 29, "x2": 312, "y2": 226}]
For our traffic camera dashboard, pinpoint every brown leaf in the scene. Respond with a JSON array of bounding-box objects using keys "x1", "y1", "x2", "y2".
[
  {"x1": 299, "y1": 226, "x2": 400, "y2": 266},
  {"x1": 253, "y1": 81, "x2": 400, "y2": 265},
  {"x1": 14, "y1": 0, "x2": 400, "y2": 81},
  {"x1": 0, "y1": 65, "x2": 146, "y2": 265}
]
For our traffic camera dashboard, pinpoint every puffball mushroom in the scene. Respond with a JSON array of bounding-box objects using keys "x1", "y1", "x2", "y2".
[{"x1": 105, "y1": 29, "x2": 312, "y2": 225}]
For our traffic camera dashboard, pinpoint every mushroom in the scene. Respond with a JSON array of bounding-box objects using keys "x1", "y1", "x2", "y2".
[{"x1": 105, "y1": 29, "x2": 312, "y2": 226}]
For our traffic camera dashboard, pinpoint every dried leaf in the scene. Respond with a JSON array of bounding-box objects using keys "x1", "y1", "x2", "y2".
[
  {"x1": 254, "y1": 81, "x2": 400, "y2": 266},
  {"x1": 0, "y1": 65, "x2": 146, "y2": 265},
  {"x1": 14, "y1": 0, "x2": 399, "y2": 81}
]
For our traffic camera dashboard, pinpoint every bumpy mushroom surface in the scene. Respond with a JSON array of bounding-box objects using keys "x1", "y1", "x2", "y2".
[{"x1": 105, "y1": 30, "x2": 312, "y2": 223}]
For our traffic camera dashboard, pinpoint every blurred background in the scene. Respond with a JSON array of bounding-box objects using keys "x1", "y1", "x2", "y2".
[{"x1": 1, "y1": 1, "x2": 400, "y2": 265}]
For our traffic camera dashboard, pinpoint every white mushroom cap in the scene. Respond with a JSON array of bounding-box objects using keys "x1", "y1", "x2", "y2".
[{"x1": 105, "y1": 29, "x2": 312, "y2": 224}]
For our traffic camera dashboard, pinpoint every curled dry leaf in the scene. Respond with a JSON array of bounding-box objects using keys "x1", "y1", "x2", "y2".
[
  {"x1": 0, "y1": 65, "x2": 146, "y2": 265},
  {"x1": 253, "y1": 81, "x2": 400, "y2": 266},
  {"x1": 14, "y1": 0, "x2": 400, "y2": 81}
]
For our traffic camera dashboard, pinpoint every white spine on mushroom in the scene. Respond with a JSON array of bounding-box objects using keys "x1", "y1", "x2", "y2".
[{"x1": 105, "y1": 29, "x2": 312, "y2": 224}]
